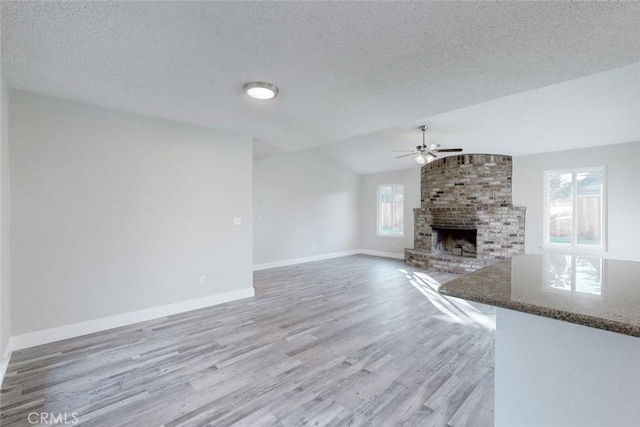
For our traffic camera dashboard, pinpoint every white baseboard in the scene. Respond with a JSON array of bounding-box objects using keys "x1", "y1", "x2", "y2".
[
  {"x1": 253, "y1": 250, "x2": 361, "y2": 271},
  {"x1": 8, "y1": 249, "x2": 407, "y2": 353},
  {"x1": 0, "y1": 353, "x2": 10, "y2": 388},
  {"x1": 9, "y1": 287, "x2": 255, "y2": 352},
  {"x1": 359, "y1": 249, "x2": 405, "y2": 260},
  {"x1": 253, "y1": 249, "x2": 407, "y2": 271}
]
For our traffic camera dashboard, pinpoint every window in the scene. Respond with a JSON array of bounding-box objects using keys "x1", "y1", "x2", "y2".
[
  {"x1": 543, "y1": 167, "x2": 605, "y2": 251},
  {"x1": 378, "y1": 184, "x2": 404, "y2": 236}
]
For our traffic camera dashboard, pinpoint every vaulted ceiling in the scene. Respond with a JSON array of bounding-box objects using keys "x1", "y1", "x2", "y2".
[
  {"x1": 323, "y1": 63, "x2": 640, "y2": 174},
  {"x1": 2, "y1": 2, "x2": 640, "y2": 171}
]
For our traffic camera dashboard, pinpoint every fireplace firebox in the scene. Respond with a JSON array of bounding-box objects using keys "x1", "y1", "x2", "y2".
[{"x1": 433, "y1": 228, "x2": 477, "y2": 257}]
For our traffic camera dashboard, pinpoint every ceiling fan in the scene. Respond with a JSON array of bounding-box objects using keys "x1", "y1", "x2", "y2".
[{"x1": 394, "y1": 125, "x2": 463, "y2": 164}]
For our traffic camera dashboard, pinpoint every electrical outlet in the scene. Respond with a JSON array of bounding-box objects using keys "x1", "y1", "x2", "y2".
[
  {"x1": 200, "y1": 276, "x2": 206, "y2": 286},
  {"x1": 233, "y1": 217, "x2": 242, "y2": 225}
]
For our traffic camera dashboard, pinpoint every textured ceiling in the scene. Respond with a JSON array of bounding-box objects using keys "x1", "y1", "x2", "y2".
[
  {"x1": 2, "y1": 1, "x2": 640, "y2": 163},
  {"x1": 322, "y1": 63, "x2": 640, "y2": 174}
]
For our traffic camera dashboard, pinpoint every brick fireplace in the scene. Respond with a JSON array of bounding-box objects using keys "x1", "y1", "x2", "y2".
[{"x1": 405, "y1": 154, "x2": 526, "y2": 273}]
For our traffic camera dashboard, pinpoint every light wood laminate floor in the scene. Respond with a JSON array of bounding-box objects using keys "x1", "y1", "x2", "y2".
[{"x1": 0, "y1": 255, "x2": 495, "y2": 426}]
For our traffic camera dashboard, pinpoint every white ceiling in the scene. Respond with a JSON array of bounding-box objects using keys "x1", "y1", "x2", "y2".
[
  {"x1": 324, "y1": 62, "x2": 640, "y2": 174},
  {"x1": 2, "y1": 2, "x2": 640, "y2": 168}
]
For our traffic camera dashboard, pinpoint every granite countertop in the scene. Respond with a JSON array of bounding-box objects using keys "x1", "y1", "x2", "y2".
[{"x1": 438, "y1": 254, "x2": 640, "y2": 337}]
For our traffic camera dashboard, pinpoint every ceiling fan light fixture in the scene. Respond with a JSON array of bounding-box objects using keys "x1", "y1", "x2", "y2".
[
  {"x1": 415, "y1": 153, "x2": 427, "y2": 165},
  {"x1": 415, "y1": 152, "x2": 436, "y2": 165},
  {"x1": 243, "y1": 81, "x2": 279, "y2": 100},
  {"x1": 395, "y1": 124, "x2": 462, "y2": 165}
]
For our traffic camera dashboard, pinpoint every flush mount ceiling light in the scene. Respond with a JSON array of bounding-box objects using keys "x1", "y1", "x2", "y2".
[
  {"x1": 393, "y1": 125, "x2": 463, "y2": 165},
  {"x1": 243, "y1": 81, "x2": 279, "y2": 100}
]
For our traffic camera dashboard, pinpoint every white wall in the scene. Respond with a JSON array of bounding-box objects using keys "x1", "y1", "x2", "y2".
[
  {"x1": 513, "y1": 142, "x2": 640, "y2": 261},
  {"x1": 495, "y1": 308, "x2": 640, "y2": 427},
  {"x1": 0, "y1": 71, "x2": 11, "y2": 359},
  {"x1": 10, "y1": 91, "x2": 253, "y2": 335},
  {"x1": 360, "y1": 168, "x2": 420, "y2": 255},
  {"x1": 253, "y1": 149, "x2": 361, "y2": 265}
]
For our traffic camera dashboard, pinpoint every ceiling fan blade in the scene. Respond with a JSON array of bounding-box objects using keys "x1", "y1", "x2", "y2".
[
  {"x1": 395, "y1": 153, "x2": 417, "y2": 159},
  {"x1": 392, "y1": 150, "x2": 415, "y2": 152},
  {"x1": 433, "y1": 148, "x2": 463, "y2": 152}
]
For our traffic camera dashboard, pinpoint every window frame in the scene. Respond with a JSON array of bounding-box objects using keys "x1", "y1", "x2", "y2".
[
  {"x1": 542, "y1": 166, "x2": 607, "y2": 253},
  {"x1": 377, "y1": 184, "x2": 405, "y2": 238}
]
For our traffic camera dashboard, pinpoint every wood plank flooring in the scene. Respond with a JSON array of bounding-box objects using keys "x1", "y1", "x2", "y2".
[{"x1": 0, "y1": 255, "x2": 495, "y2": 426}]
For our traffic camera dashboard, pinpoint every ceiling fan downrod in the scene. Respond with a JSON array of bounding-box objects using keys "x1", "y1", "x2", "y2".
[{"x1": 420, "y1": 125, "x2": 428, "y2": 150}]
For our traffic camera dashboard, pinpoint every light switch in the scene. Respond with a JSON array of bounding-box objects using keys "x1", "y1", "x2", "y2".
[{"x1": 233, "y1": 217, "x2": 242, "y2": 225}]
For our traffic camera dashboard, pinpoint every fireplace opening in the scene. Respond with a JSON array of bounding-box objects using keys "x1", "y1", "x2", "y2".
[{"x1": 433, "y1": 228, "x2": 477, "y2": 258}]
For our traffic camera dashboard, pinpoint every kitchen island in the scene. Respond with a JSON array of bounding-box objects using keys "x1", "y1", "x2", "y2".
[{"x1": 439, "y1": 254, "x2": 640, "y2": 427}]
